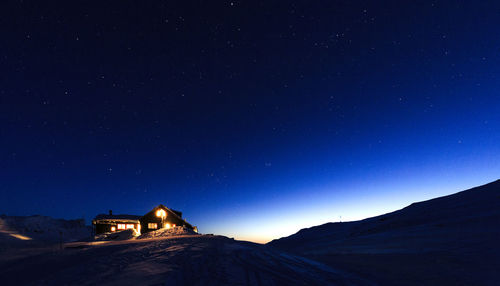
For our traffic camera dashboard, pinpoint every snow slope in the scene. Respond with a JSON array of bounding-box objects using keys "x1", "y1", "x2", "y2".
[
  {"x1": 268, "y1": 179, "x2": 500, "y2": 285},
  {"x1": 138, "y1": 226, "x2": 198, "y2": 239},
  {"x1": 0, "y1": 215, "x2": 91, "y2": 251},
  {"x1": 0, "y1": 235, "x2": 372, "y2": 285}
]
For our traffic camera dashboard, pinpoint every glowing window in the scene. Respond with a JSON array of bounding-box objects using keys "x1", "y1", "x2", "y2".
[
  {"x1": 111, "y1": 226, "x2": 116, "y2": 232},
  {"x1": 148, "y1": 223, "x2": 158, "y2": 229},
  {"x1": 126, "y1": 224, "x2": 135, "y2": 229},
  {"x1": 165, "y1": 223, "x2": 171, "y2": 229},
  {"x1": 156, "y1": 209, "x2": 166, "y2": 218},
  {"x1": 117, "y1": 224, "x2": 126, "y2": 230}
]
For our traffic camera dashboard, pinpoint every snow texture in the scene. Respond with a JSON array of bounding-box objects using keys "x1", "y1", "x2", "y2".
[
  {"x1": 94, "y1": 229, "x2": 140, "y2": 241},
  {"x1": 138, "y1": 226, "x2": 198, "y2": 239},
  {"x1": 0, "y1": 215, "x2": 91, "y2": 252},
  {"x1": 268, "y1": 179, "x2": 500, "y2": 285},
  {"x1": 0, "y1": 235, "x2": 371, "y2": 285}
]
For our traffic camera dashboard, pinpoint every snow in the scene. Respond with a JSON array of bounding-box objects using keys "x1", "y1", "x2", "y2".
[
  {"x1": 137, "y1": 226, "x2": 198, "y2": 239},
  {"x1": 0, "y1": 216, "x2": 371, "y2": 285},
  {"x1": 94, "y1": 229, "x2": 140, "y2": 241},
  {"x1": 0, "y1": 235, "x2": 372, "y2": 285},
  {"x1": 268, "y1": 179, "x2": 500, "y2": 285},
  {"x1": 2, "y1": 181, "x2": 496, "y2": 285},
  {"x1": 0, "y1": 215, "x2": 91, "y2": 253}
]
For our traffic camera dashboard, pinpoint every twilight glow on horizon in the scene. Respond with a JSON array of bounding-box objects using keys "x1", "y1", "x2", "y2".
[{"x1": 1, "y1": 1, "x2": 499, "y2": 243}]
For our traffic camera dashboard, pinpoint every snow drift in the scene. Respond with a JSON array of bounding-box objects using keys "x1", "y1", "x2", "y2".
[
  {"x1": 94, "y1": 229, "x2": 140, "y2": 241},
  {"x1": 138, "y1": 226, "x2": 198, "y2": 239}
]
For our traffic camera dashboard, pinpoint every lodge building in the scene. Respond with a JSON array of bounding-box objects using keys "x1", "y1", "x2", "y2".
[{"x1": 92, "y1": 204, "x2": 196, "y2": 235}]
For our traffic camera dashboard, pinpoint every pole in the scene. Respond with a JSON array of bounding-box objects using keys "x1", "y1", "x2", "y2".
[{"x1": 59, "y1": 231, "x2": 63, "y2": 250}]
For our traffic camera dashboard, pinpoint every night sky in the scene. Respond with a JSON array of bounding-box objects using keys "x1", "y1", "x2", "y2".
[{"x1": 1, "y1": 1, "x2": 499, "y2": 242}]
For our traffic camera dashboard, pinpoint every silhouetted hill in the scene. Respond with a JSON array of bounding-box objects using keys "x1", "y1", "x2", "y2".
[{"x1": 268, "y1": 180, "x2": 500, "y2": 285}]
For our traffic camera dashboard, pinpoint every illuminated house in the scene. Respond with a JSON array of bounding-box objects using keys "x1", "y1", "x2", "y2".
[
  {"x1": 92, "y1": 205, "x2": 195, "y2": 235},
  {"x1": 92, "y1": 211, "x2": 141, "y2": 235}
]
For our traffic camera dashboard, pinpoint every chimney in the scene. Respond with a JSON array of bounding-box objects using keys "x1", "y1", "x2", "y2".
[{"x1": 109, "y1": 210, "x2": 113, "y2": 216}]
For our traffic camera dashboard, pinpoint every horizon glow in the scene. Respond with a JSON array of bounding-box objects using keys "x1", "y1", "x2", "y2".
[{"x1": 1, "y1": 2, "x2": 499, "y2": 243}]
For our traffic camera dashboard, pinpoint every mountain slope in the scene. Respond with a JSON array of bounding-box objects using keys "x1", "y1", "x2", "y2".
[
  {"x1": 268, "y1": 180, "x2": 500, "y2": 285},
  {"x1": 0, "y1": 215, "x2": 91, "y2": 251},
  {"x1": 0, "y1": 235, "x2": 372, "y2": 286}
]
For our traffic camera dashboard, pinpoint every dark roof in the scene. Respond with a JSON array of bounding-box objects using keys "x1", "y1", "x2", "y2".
[
  {"x1": 143, "y1": 204, "x2": 194, "y2": 229},
  {"x1": 94, "y1": 214, "x2": 141, "y2": 220},
  {"x1": 171, "y1": 209, "x2": 182, "y2": 217}
]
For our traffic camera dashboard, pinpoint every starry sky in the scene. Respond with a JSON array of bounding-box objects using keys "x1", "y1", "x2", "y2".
[{"x1": 1, "y1": 1, "x2": 499, "y2": 242}]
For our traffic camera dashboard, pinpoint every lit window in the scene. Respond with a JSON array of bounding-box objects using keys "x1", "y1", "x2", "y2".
[
  {"x1": 165, "y1": 223, "x2": 171, "y2": 229},
  {"x1": 117, "y1": 224, "x2": 126, "y2": 230},
  {"x1": 126, "y1": 224, "x2": 135, "y2": 229},
  {"x1": 156, "y1": 209, "x2": 166, "y2": 218},
  {"x1": 111, "y1": 226, "x2": 116, "y2": 232},
  {"x1": 148, "y1": 223, "x2": 158, "y2": 229}
]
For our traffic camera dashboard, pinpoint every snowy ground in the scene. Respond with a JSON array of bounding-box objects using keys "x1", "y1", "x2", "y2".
[
  {"x1": 94, "y1": 228, "x2": 141, "y2": 241},
  {"x1": 269, "y1": 180, "x2": 500, "y2": 285},
  {"x1": 0, "y1": 215, "x2": 91, "y2": 241},
  {"x1": 0, "y1": 235, "x2": 372, "y2": 286},
  {"x1": 5, "y1": 181, "x2": 497, "y2": 285},
  {"x1": 138, "y1": 226, "x2": 198, "y2": 239},
  {"x1": 0, "y1": 215, "x2": 91, "y2": 253}
]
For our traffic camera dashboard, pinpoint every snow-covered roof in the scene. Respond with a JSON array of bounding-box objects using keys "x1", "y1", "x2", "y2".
[{"x1": 93, "y1": 214, "x2": 141, "y2": 223}]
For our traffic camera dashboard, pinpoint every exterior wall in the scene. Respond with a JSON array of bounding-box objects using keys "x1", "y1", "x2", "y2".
[
  {"x1": 95, "y1": 223, "x2": 112, "y2": 235},
  {"x1": 93, "y1": 221, "x2": 140, "y2": 235},
  {"x1": 140, "y1": 206, "x2": 191, "y2": 233}
]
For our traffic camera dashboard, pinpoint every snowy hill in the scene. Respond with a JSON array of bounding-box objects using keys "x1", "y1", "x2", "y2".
[
  {"x1": 1, "y1": 180, "x2": 498, "y2": 285},
  {"x1": 268, "y1": 180, "x2": 500, "y2": 285},
  {"x1": 0, "y1": 235, "x2": 372, "y2": 285},
  {"x1": 0, "y1": 215, "x2": 92, "y2": 249}
]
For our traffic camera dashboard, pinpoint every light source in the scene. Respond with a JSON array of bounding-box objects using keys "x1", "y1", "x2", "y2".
[{"x1": 156, "y1": 209, "x2": 167, "y2": 228}]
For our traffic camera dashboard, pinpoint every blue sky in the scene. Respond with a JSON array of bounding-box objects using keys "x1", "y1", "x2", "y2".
[{"x1": 1, "y1": 1, "x2": 499, "y2": 242}]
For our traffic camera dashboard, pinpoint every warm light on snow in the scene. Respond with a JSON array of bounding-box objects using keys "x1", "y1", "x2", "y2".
[{"x1": 9, "y1": 233, "x2": 32, "y2": 240}]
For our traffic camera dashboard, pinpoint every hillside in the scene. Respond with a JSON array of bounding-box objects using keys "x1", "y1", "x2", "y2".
[
  {"x1": 0, "y1": 215, "x2": 92, "y2": 250},
  {"x1": 268, "y1": 180, "x2": 500, "y2": 285},
  {"x1": 0, "y1": 235, "x2": 372, "y2": 285}
]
